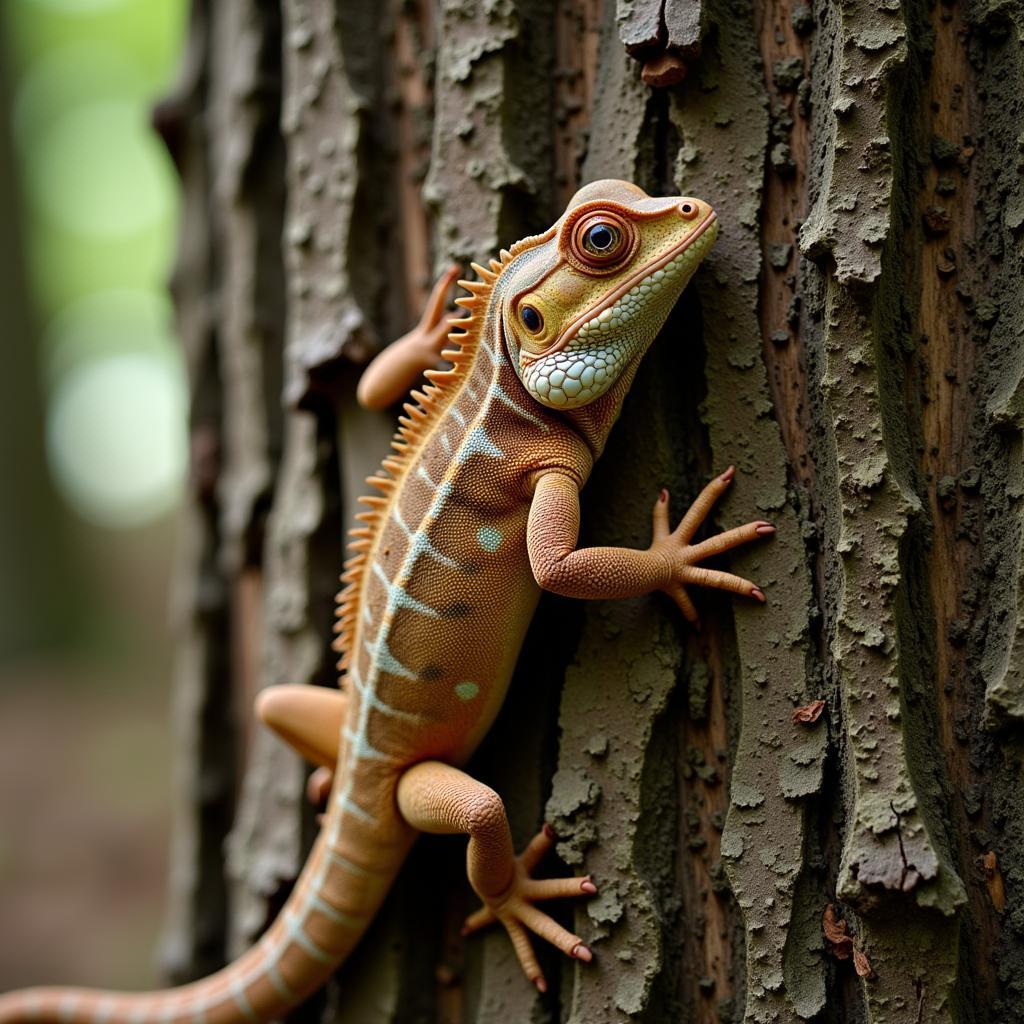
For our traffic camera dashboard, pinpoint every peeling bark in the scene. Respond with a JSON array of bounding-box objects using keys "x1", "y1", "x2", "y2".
[{"x1": 161, "y1": 0, "x2": 1024, "y2": 1019}]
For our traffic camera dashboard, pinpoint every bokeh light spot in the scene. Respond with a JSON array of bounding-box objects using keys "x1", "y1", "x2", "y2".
[
  {"x1": 24, "y1": 0, "x2": 127, "y2": 14},
  {"x1": 26, "y1": 98, "x2": 175, "y2": 239},
  {"x1": 46, "y1": 351, "x2": 187, "y2": 527},
  {"x1": 42, "y1": 288, "x2": 178, "y2": 387},
  {"x1": 13, "y1": 42, "x2": 145, "y2": 155}
]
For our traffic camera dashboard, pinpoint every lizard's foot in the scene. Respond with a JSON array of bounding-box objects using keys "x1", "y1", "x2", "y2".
[
  {"x1": 356, "y1": 263, "x2": 462, "y2": 409},
  {"x1": 650, "y1": 466, "x2": 774, "y2": 626},
  {"x1": 462, "y1": 824, "x2": 597, "y2": 992},
  {"x1": 397, "y1": 762, "x2": 595, "y2": 992}
]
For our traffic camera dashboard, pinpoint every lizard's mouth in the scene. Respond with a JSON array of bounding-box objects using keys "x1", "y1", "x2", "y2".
[{"x1": 520, "y1": 209, "x2": 718, "y2": 364}]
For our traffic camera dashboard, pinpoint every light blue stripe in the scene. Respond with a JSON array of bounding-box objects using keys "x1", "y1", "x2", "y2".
[
  {"x1": 347, "y1": 670, "x2": 419, "y2": 722},
  {"x1": 325, "y1": 847, "x2": 373, "y2": 877},
  {"x1": 491, "y1": 382, "x2": 548, "y2": 430},
  {"x1": 229, "y1": 979, "x2": 259, "y2": 1023},
  {"x1": 457, "y1": 426, "x2": 503, "y2": 464},
  {"x1": 371, "y1": 562, "x2": 439, "y2": 618},
  {"x1": 284, "y1": 911, "x2": 335, "y2": 965},
  {"x1": 336, "y1": 792, "x2": 377, "y2": 824},
  {"x1": 343, "y1": 725, "x2": 392, "y2": 762},
  {"x1": 307, "y1": 890, "x2": 364, "y2": 929},
  {"x1": 95, "y1": 998, "x2": 116, "y2": 1024},
  {"x1": 266, "y1": 964, "x2": 294, "y2": 1001},
  {"x1": 363, "y1": 635, "x2": 416, "y2": 681}
]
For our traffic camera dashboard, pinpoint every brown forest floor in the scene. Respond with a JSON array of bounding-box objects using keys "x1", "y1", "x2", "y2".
[{"x1": 0, "y1": 664, "x2": 170, "y2": 991}]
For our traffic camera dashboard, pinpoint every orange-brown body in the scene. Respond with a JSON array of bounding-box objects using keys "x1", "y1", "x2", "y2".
[{"x1": 0, "y1": 180, "x2": 774, "y2": 1022}]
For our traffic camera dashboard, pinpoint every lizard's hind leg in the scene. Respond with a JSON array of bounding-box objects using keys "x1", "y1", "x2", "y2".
[
  {"x1": 397, "y1": 761, "x2": 596, "y2": 992},
  {"x1": 256, "y1": 685, "x2": 348, "y2": 811}
]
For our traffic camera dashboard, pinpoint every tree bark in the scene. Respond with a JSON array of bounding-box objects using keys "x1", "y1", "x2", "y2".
[{"x1": 156, "y1": 0, "x2": 1024, "y2": 1020}]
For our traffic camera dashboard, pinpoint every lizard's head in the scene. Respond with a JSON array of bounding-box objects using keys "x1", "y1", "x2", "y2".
[{"x1": 500, "y1": 180, "x2": 717, "y2": 411}]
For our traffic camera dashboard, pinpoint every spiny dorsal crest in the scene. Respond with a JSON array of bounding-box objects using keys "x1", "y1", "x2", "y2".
[{"x1": 331, "y1": 245, "x2": 526, "y2": 673}]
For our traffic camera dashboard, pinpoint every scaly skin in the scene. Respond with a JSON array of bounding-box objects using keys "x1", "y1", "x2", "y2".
[{"x1": 0, "y1": 180, "x2": 772, "y2": 1021}]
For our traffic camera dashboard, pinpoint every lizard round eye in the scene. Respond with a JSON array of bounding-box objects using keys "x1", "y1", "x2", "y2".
[
  {"x1": 582, "y1": 222, "x2": 620, "y2": 255},
  {"x1": 520, "y1": 304, "x2": 543, "y2": 333},
  {"x1": 679, "y1": 201, "x2": 699, "y2": 219},
  {"x1": 566, "y1": 209, "x2": 637, "y2": 274}
]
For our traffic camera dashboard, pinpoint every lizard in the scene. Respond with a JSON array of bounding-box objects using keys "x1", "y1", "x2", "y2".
[{"x1": 0, "y1": 178, "x2": 774, "y2": 1023}]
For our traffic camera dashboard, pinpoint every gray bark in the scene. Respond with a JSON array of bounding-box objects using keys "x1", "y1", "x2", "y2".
[{"x1": 157, "y1": 0, "x2": 1024, "y2": 1020}]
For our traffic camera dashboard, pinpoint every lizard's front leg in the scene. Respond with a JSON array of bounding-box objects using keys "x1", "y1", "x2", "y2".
[
  {"x1": 356, "y1": 263, "x2": 461, "y2": 409},
  {"x1": 396, "y1": 761, "x2": 596, "y2": 992},
  {"x1": 528, "y1": 468, "x2": 773, "y2": 625}
]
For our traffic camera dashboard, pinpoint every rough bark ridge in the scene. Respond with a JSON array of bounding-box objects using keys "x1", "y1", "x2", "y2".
[{"x1": 158, "y1": 0, "x2": 1024, "y2": 1019}]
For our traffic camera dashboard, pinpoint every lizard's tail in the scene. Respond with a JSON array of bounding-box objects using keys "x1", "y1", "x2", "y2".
[{"x1": 0, "y1": 824, "x2": 413, "y2": 1024}]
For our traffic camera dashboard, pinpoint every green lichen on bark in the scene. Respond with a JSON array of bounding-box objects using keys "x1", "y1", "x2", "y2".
[
  {"x1": 544, "y1": 334, "x2": 705, "y2": 1022},
  {"x1": 955, "y1": 3, "x2": 1024, "y2": 1017},
  {"x1": 669, "y1": 0, "x2": 824, "y2": 1018},
  {"x1": 973, "y1": 6, "x2": 1024, "y2": 731},
  {"x1": 800, "y1": 0, "x2": 969, "y2": 1016}
]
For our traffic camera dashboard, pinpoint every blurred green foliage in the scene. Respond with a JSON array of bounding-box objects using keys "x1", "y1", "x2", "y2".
[
  {"x1": 5, "y1": 0, "x2": 188, "y2": 527},
  {"x1": 0, "y1": 3, "x2": 188, "y2": 990}
]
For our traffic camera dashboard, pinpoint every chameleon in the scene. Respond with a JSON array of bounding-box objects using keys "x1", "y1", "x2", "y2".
[{"x1": 0, "y1": 178, "x2": 773, "y2": 1023}]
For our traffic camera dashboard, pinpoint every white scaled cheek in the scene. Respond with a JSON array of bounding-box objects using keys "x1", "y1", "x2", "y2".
[{"x1": 521, "y1": 342, "x2": 628, "y2": 409}]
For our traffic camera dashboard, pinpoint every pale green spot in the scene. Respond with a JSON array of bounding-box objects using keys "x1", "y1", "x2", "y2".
[
  {"x1": 476, "y1": 525, "x2": 502, "y2": 552},
  {"x1": 455, "y1": 681, "x2": 480, "y2": 701}
]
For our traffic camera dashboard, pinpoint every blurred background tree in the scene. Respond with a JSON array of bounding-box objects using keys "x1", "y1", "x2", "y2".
[{"x1": 0, "y1": 0, "x2": 186, "y2": 992}]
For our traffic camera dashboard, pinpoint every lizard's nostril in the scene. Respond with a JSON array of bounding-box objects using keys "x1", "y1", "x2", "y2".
[{"x1": 679, "y1": 201, "x2": 698, "y2": 220}]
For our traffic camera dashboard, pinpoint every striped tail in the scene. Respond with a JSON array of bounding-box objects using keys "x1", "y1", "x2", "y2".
[{"x1": 0, "y1": 822, "x2": 413, "y2": 1024}]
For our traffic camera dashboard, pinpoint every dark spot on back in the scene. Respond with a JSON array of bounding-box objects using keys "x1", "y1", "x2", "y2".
[
  {"x1": 443, "y1": 601, "x2": 472, "y2": 619},
  {"x1": 419, "y1": 664, "x2": 444, "y2": 681},
  {"x1": 462, "y1": 562, "x2": 481, "y2": 576}
]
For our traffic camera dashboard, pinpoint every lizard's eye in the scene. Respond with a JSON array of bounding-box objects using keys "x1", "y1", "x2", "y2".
[
  {"x1": 566, "y1": 209, "x2": 636, "y2": 273},
  {"x1": 520, "y1": 304, "x2": 544, "y2": 333},
  {"x1": 582, "y1": 222, "x2": 621, "y2": 256}
]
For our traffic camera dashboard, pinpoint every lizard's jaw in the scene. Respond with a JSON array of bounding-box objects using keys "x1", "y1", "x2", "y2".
[{"x1": 519, "y1": 215, "x2": 718, "y2": 410}]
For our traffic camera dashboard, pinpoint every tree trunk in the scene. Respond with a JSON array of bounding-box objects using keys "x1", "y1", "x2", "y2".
[{"x1": 155, "y1": 0, "x2": 1024, "y2": 1020}]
